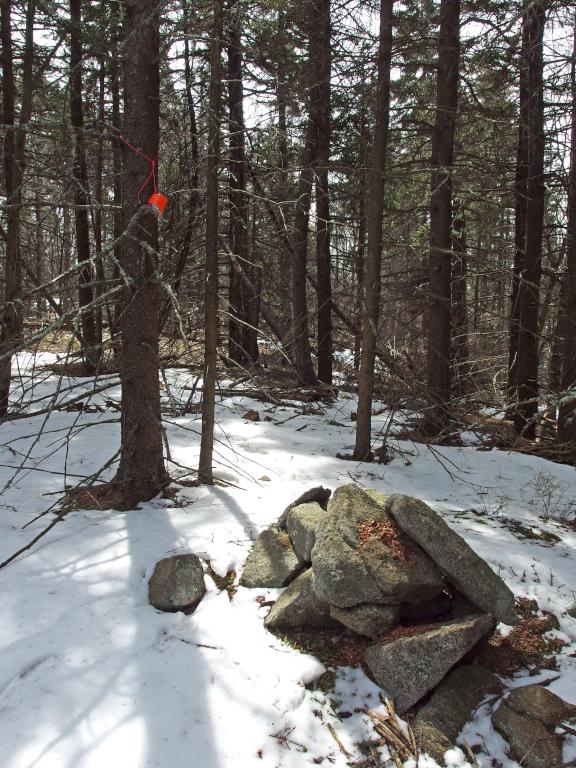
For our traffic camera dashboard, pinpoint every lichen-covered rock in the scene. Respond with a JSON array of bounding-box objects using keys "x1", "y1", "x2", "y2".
[
  {"x1": 365, "y1": 489, "x2": 388, "y2": 507},
  {"x1": 239, "y1": 526, "x2": 303, "y2": 588},
  {"x1": 286, "y1": 502, "x2": 330, "y2": 562},
  {"x1": 264, "y1": 569, "x2": 335, "y2": 631},
  {"x1": 364, "y1": 614, "x2": 494, "y2": 712},
  {"x1": 148, "y1": 554, "x2": 206, "y2": 613},
  {"x1": 277, "y1": 486, "x2": 332, "y2": 529},
  {"x1": 413, "y1": 665, "x2": 502, "y2": 761},
  {"x1": 387, "y1": 495, "x2": 519, "y2": 625},
  {"x1": 329, "y1": 602, "x2": 400, "y2": 639},
  {"x1": 311, "y1": 485, "x2": 443, "y2": 608}
]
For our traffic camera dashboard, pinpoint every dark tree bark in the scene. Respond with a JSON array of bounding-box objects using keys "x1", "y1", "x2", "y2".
[
  {"x1": 94, "y1": 40, "x2": 106, "y2": 345},
  {"x1": 178, "y1": 0, "x2": 200, "y2": 296},
  {"x1": 422, "y1": 0, "x2": 460, "y2": 436},
  {"x1": 451, "y1": 205, "x2": 469, "y2": 395},
  {"x1": 314, "y1": 0, "x2": 332, "y2": 385},
  {"x1": 110, "y1": 0, "x2": 123, "y2": 336},
  {"x1": 61, "y1": 198, "x2": 72, "y2": 314},
  {"x1": 507, "y1": 15, "x2": 530, "y2": 414},
  {"x1": 353, "y1": 0, "x2": 394, "y2": 461},
  {"x1": 69, "y1": 0, "x2": 100, "y2": 372},
  {"x1": 548, "y1": 284, "x2": 567, "y2": 395},
  {"x1": 198, "y1": 0, "x2": 224, "y2": 484},
  {"x1": 354, "y1": 98, "x2": 368, "y2": 372},
  {"x1": 227, "y1": 0, "x2": 258, "y2": 365},
  {"x1": 514, "y1": 0, "x2": 546, "y2": 438},
  {"x1": 34, "y1": 191, "x2": 45, "y2": 318},
  {"x1": 113, "y1": 0, "x2": 168, "y2": 504},
  {"x1": 0, "y1": 0, "x2": 35, "y2": 417},
  {"x1": 558, "y1": 22, "x2": 576, "y2": 442},
  {"x1": 290, "y1": 166, "x2": 316, "y2": 384}
]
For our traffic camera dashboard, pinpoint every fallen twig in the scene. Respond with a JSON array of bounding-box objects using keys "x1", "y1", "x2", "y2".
[{"x1": 326, "y1": 723, "x2": 351, "y2": 757}]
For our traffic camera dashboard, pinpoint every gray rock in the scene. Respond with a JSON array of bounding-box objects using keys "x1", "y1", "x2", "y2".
[
  {"x1": 286, "y1": 502, "x2": 330, "y2": 562},
  {"x1": 312, "y1": 485, "x2": 443, "y2": 608},
  {"x1": 364, "y1": 614, "x2": 494, "y2": 712},
  {"x1": 414, "y1": 665, "x2": 502, "y2": 761},
  {"x1": 277, "y1": 486, "x2": 332, "y2": 529},
  {"x1": 239, "y1": 526, "x2": 303, "y2": 588},
  {"x1": 312, "y1": 523, "x2": 383, "y2": 606},
  {"x1": 264, "y1": 569, "x2": 335, "y2": 631},
  {"x1": 329, "y1": 602, "x2": 400, "y2": 639},
  {"x1": 148, "y1": 554, "x2": 206, "y2": 613},
  {"x1": 387, "y1": 495, "x2": 519, "y2": 625},
  {"x1": 493, "y1": 702, "x2": 564, "y2": 768},
  {"x1": 503, "y1": 684, "x2": 576, "y2": 728}
]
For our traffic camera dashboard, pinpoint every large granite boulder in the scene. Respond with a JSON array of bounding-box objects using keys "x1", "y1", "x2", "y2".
[
  {"x1": 386, "y1": 495, "x2": 519, "y2": 625},
  {"x1": 277, "y1": 486, "x2": 332, "y2": 529},
  {"x1": 364, "y1": 614, "x2": 494, "y2": 712},
  {"x1": 239, "y1": 526, "x2": 303, "y2": 588},
  {"x1": 413, "y1": 665, "x2": 502, "y2": 762},
  {"x1": 286, "y1": 502, "x2": 330, "y2": 562},
  {"x1": 148, "y1": 554, "x2": 206, "y2": 613},
  {"x1": 311, "y1": 485, "x2": 443, "y2": 608},
  {"x1": 264, "y1": 569, "x2": 335, "y2": 631},
  {"x1": 329, "y1": 602, "x2": 400, "y2": 639}
]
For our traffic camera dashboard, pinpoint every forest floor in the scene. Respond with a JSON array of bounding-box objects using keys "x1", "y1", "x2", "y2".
[{"x1": 1, "y1": 352, "x2": 575, "y2": 768}]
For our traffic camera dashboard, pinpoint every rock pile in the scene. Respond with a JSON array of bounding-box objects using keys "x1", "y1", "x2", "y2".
[{"x1": 241, "y1": 484, "x2": 519, "y2": 713}]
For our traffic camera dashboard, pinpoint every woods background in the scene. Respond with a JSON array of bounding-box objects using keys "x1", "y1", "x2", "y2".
[{"x1": 1, "y1": 0, "x2": 575, "y2": 504}]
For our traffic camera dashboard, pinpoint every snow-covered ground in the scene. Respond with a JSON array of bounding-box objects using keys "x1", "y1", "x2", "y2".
[{"x1": 1, "y1": 355, "x2": 575, "y2": 768}]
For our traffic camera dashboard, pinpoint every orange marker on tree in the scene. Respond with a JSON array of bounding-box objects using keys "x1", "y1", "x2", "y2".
[
  {"x1": 148, "y1": 192, "x2": 167, "y2": 214},
  {"x1": 119, "y1": 134, "x2": 168, "y2": 215}
]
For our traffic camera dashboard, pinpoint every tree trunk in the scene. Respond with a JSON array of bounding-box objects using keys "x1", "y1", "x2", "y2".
[
  {"x1": 61, "y1": 198, "x2": 72, "y2": 314},
  {"x1": 176, "y1": 0, "x2": 200, "y2": 301},
  {"x1": 314, "y1": 0, "x2": 332, "y2": 385},
  {"x1": 0, "y1": 0, "x2": 35, "y2": 417},
  {"x1": 227, "y1": 0, "x2": 258, "y2": 365},
  {"x1": 113, "y1": 0, "x2": 168, "y2": 504},
  {"x1": 353, "y1": 0, "x2": 394, "y2": 461},
  {"x1": 290, "y1": 4, "x2": 327, "y2": 386},
  {"x1": 159, "y1": 0, "x2": 200, "y2": 332},
  {"x1": 422, "y1": 0, "x2": 460, "y2": 436},
  {"x1": 35, "y1": 191, "x2": 45, "y2": 318},
  {"x1": 94, "y1": 42, "x2": 106, "y2": 346},
  {"x1": 198, "y1": 0, "x2": 223, "y2": 484},
  {"x1": 514, "y1": 0, "x2": 546, "y2": 438},
  {"x1": 558, "y1": 21, "x2": 576, "y2": 442},
  {"x1": 69, "y1": 0, "x2": 99, "y2": 372},
  {"x1": 354, "y1": 99, "x2": 368, "y2": 372},
  {"x1": 275, "y1": 9, "x2": 292, "y2": 305},
  {"x1": 507, "y1": 15, "x2": 530, "y2": 414},
  {"x1": 108, "y1": 0, "x2": 123, "y2": 345},
  {"x1": 451, "y1": 204, "x2": 469, "y2": 395}
]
